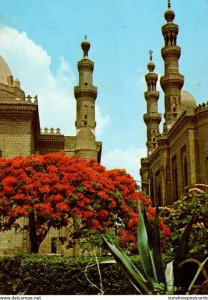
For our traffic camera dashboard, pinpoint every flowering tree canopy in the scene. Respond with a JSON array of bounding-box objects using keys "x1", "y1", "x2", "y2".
[{"x1": 0, "y1": 153, "x2": 170, "y2": 253}]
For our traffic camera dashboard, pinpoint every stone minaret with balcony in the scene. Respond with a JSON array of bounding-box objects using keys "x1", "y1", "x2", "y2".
[
  {"x1": 160, "y1": 0, "x2": 184, "y2": 132},
  {"x1": 74, "y1": 37, "x2": 99, "y2": 159},
  {"x1": 144, "y1": 50, "x2": 161, "y2": 156}
]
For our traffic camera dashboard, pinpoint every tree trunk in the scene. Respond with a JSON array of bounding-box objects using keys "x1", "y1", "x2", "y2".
[
  {"x1": 28, "y1": 213, "x2": 50, "y2": 253},
  {"x1": 30, "y1": 238, "x2": 41, "y2": 253},
  {"x1": 29, "y1": 213, "x2": 41, "y2": 253}
]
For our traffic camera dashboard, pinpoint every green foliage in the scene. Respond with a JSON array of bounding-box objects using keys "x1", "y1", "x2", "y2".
[
  {"x1": 102, "y1": 235, "x2": 150, "y2": 294},
  {"x1": 160, "y1": 191, "x2": 208, "y2": 259},
  {"x1": 0, "y1": 254, "x2": 142, "y2": 295},
  {"x1": 102, "y1": 200, "x2": 208, "y2": 295},
  {"x1": 102, "y1": 203, "x2": 171, "y2": 295},
  {"x1": 0, "y1": 256, "x2": 22, "y2": 294}
]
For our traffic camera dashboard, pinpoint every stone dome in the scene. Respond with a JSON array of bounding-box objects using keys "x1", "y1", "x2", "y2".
[
  {"x1": 181, "y1": 90, "x2": 196, "y2": 109},
  {"x1": 164, "y1": 8, "x2": 175, "y2": 23},
  {"x1": 147, "y1": 61, "x2": 155, "y2": 72},
  {"x1": 0, "y1": 55, "x2": 12, "y2": 86}
]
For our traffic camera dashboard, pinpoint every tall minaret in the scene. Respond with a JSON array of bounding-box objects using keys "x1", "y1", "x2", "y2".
[
  {"x1": 74, "y1": 36, "x2": 97, "y2": 134},
  {"x1": 160, "y1": 0, "x2": 184, "y2": 132},
  {"x1": 144, "y1": 50, "x2": 161, "y2": 156},
  {"x1": 74, "y1": 37, "x2": 98, "y2": 159}
]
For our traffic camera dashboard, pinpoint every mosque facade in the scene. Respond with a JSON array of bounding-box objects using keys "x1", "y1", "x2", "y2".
[{"x1": 140, "y1": 1, "x2": 208, "y2": 205}]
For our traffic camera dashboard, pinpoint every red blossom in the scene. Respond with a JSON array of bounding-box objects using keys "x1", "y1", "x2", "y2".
[
  {"x1": 82, "y1": 211, "x2": 93, "y2": 219},
  {"x1": 56, "y1": 202, "x2": 69, "y2": 212},
  {"x1": 146, "y1": 206, "x2": 156, "y2": 220},
  {"x1": 90, "y1": 219, "x2": 101, "y2": 230},
  {"x1": 98, "y1": 209, "x2": 109, "y2": 219},
  {"x1": 0, "y1": 152, "x2": 170, "y2": 253}
]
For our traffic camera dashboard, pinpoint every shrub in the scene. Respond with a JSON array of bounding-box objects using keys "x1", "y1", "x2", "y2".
[
  {"x1": 160, "y1": 190, "x2": 208, "y2": 259},
  {"x1": 0, "y1": 254, "x2": 143, "y2": 295}
]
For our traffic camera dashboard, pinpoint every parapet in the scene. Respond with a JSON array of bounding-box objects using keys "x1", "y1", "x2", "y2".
[
  {"x1": 41, "y1": 128, "x2": 62, "y2": 135},
  {"x1": 0, "y1": 95, "x2": 38, "y2": 104},
  {"x1": 195, "y1": 101, "x2": 208, "y2": 112}
]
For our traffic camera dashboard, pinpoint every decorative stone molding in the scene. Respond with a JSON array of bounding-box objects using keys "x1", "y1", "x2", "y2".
[
  {"x1": 143, "y1": 113, "x2": 162, "y2": 124},
  {"x1": 74, "y1": 86, "x2": 97, "y2": 98},
  {"x1": 144, "y1": 91, "x2": 160, "y2": 99},
  {"x1": 41, "y1": 128, "x2": 62, "y2": 135},
  {"x1": 161, "y1": 46, "x2": 181, "y2": 59},
  {"x1": 160, "y1": 74, "x2": 184, "y2": 89},
  {"x1": 0, "y1": 95, "x2": 38, "y2": 105},
  {"x1": 195, "y1": 101, "x2": 208, "y2": 111}
]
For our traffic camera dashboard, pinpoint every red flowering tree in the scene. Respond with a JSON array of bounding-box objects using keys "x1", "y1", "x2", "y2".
[{"x1": 0, "y1": 153, "x2": 170, "y2": 253}]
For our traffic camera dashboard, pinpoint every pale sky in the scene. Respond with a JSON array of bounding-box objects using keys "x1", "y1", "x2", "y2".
[{"x1": 0, "y1": 0, "x2": 208, "y2": 180}]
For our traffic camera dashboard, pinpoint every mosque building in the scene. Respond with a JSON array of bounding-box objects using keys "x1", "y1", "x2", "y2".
[
  {"x1": 140, "y1": 1, "x2": 208, "y2": 205},
  {"x1": 0, "y1": 1, "x2": 208, "y2": 254}
]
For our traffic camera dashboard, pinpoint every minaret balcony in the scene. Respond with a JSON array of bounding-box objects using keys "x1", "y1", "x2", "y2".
[
  {"x1": 162, "y1": 23, "x2": 178, "y2": 35},
  {"x1": 160, "y1": 74, "x2": 184, "y2": 90},
  {"x1": 161, "y1": 46, "x2": 181, "y2": 59},
  {"x1": 74, "y1": 85, "x2": 97, "y2": 98},
  {"x1": 144, "y1": 91, "x2": 159, "y2": 99},
  {"x1": 145, "y1": 72, "x2": 158, "y2": 81},
  {"x1": 143, "y1": 113, "x2": 162, "y2": 124}
]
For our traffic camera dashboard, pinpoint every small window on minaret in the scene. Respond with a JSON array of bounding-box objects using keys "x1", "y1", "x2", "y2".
[
  {"x1": 85, "y1": 115, "x2": 87, "y2": 119},
  {"x1": 85, "y1": 83, "x2": 88, "y2": 85}
]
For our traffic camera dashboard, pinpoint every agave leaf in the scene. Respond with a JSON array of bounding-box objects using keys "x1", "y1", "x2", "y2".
[
  {"x1": 152, "y1": 205, "x2": 166, "y2": 285},
  {"x1": 137, "y1": 202, "x2": 158, "y2": 284},
  {"x1": 143, "y1": 207, "x2": 154, "y2": 250},
  {"x1": 102, "y1": 235, "x2": 151, "y2": 294},
  {"x1": 165, "y1": 261, "x2": 174, "y2": 292}
]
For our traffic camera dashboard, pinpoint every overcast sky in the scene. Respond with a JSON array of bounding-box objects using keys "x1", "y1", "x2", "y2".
[{"x1": 0, "y1": 0, "x2": 208, "y2": 180}]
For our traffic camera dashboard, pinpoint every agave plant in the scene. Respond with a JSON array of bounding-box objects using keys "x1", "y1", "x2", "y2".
[{"x1": 101, "y1": 201, "x2": 207, "y2": 295}]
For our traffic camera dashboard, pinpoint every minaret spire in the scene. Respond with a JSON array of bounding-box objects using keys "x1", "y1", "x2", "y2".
[
  {"x1": 160, "y1": 1, "x2": 184, "y2": 132},
  {"x1": 143, "y1": 50, "x2": 161, "y2": 156}
]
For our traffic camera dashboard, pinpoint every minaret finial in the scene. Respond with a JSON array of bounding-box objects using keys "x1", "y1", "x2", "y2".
[
  {"x1": 149, "y1": 50, "x2": 153, "y2": 61},
  {"x1": 168, "y1": 0, "x2": 171, "y2": 9},
  {"x1": 147, "y1": 50, "x2": 155, "y2": 72},
  {"x1": 81, "y1": 36, "x2": 90, "y2": 57},
  {"x1": 165, "y1": 0, "x2": 175, "y2": 22}
]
